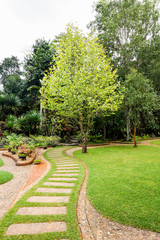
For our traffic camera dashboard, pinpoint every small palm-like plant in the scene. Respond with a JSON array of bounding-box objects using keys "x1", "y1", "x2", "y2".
[
  {"x1": 5, "y1": 115, "x2": 19, "y2": 132},
  {"x1": 18, "y1": 110, "x2": 41, "y2": 135}
]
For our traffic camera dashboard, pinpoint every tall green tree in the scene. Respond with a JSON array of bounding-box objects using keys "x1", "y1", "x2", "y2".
[
  {"x1": 136, "y1": 36, "x2": 160, "y2": 94},
  {"x1": 24, "y1": 38, "x2": 56, "y2": 88},
  {"x1": 24, "y1": 38, "x2": 56, "y2": 110},
  {"x1": 89, "y1": 0, "x2": 160, "y2": 139},
  {"x1": 123, "y1": 69, "x2": 159, "y2": 147},
  {"x1": 89, "y1": 0, "x2": 160, "y2": 79},
  {"x1": 3, "y1": 74, "x2": 25, "y2": 97},
  {"x1": 41, "y1": 25, "x2": 123, "y2": 153},
  {"x1": 0, "y1": 56, "x2": 22, "y2": 85}
]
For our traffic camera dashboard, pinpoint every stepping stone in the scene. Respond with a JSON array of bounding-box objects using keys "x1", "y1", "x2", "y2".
[
  {"x1": 43, "y1": 182, "x2": 75, "y2": 187},
  {"x1": 55, "y1": 158, "x2": 70, "y2": 161},
  {"x1": 54, "y1": 159, "x2": 71, "y2": 161},
  {"x1": 5, "y1": 222, "x2": 67, "y2": 235},
  {"x1": 53, "y1": 173, "x2": 78, "y2": 176},
  {"x1": 56, "y1": 162, "x2": 74, "y2": 165},
  {"x1": 27, "y1": 196, "x2": 69, "y2": 203},
  {"x1": 36, "y1": 188, "x2": 72, "y2": 193},
  {"x1": 57, "y1": 167, "x2": 79, "y2": 169},
  {"x1": 55, "y1": 159, "x2": 71, "y2": 161},
  {"x1": 49, "y1": 177, "x2": 77, "y2": 181},
  {"x1": 16, "y1": 206, "x2": 67, "y2": 215},
  {"x1": 56, "y1": 164, "x2": 79, "y2": 167},
  {"x1": 55, "y1": 170, "x2": 79, "y2": 172}
]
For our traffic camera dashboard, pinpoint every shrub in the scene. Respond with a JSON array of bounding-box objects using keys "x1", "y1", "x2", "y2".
[
  {"x1": 34, "y1": 159, "x2": 41, "y2": 164},
  {"x1": 30, "y1": 135, "x2": 60, "y2": 147}
]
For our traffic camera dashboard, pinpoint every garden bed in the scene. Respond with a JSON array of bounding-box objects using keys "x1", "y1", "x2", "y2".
[{"x1": 2, "y1": 152, "x2": 36, "y2": 166}]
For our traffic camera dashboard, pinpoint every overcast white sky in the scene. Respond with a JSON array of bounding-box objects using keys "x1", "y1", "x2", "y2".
[{"x1": 0, "y1": 0, "x2": 97, "y2": 62}]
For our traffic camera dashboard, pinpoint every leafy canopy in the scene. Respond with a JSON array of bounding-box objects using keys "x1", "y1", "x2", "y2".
[
  {"x1": 89, "y1": 0, "x2": 160, "y2": 78},
  {"x1": 41, "y1": 25, "x2": 123, "y2": 122}
]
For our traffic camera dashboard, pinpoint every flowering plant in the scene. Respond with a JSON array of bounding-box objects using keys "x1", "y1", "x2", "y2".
[{"x1": 18, "y1": 145, "x2": 30, "y2": 155}]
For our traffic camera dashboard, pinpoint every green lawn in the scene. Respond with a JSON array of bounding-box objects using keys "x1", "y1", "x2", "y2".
[
  {"x1": 74, "y1": 145, "x2": 160, "y2": 232},
  {"x1": 150, "y1": 140, "x2": 160, "y2": 145},
  {"x1": 0, "y1": 158, "x2": 4, "y2": 167},
  {"x1": 0, "y1": 170, "x2": 13, "y2": 185},
  {"x1": 0, "y1": 158, "x2": 13, "y2": 184}
]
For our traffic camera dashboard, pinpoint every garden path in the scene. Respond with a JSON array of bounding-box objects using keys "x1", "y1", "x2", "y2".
[
  {"x1": 0, "y1": 152, "x2": 33, "y2": 220},
  {"x1": 65, "y1": 142, "x2": 160, "y2": 240},
  {"x1": 2, "y1": 147, "x2": 81, "y2": 239},
  {"x1": 0, "y1": 149, "x2": 49, "y2": 220}
]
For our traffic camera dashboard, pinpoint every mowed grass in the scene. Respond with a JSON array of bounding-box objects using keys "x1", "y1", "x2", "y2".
[
  {"x1": 0, "y1": 158, "x2": 13, "y2": 185},
  {"x1": 150, "y1": 140, "x2": 160, "y2": 145},
  {"x1": 74, "y1": 145, "x2": 160, "y2": 232},
  {"x1": 0, "y1": 158, "x2": 4, "y2": 167},
  {"x1": 0, "y1": 171, "x2": 13, "y2": 185}
]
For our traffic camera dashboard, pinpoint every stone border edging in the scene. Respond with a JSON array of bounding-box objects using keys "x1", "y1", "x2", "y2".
[
  {"x1": 0, "y1": 148, "x2": 7, "y2": 151},
  {"x1": 64, "y1": 147, "x2": 96, "y2": 240}
]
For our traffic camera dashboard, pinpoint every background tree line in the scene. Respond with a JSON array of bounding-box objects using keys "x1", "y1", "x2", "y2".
[{"x1": 0, "y1": 0, "x2": 159, "y2": 143}]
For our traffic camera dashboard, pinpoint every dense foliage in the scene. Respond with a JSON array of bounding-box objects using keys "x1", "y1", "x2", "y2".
[{"x1": 0, "y1": 0, "x2": 159, "y2": 143}]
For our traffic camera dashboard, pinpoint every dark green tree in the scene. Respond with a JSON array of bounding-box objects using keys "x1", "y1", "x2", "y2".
[
  {"x1": 24, "y1": 38, "x2": 56, "y2": 88},
  {"x1": 89, "y1": 0, "x2": 160, "y2": 140},
  {"x1": 123, "y1": 69, "x2": 159, "y2": 147},
  {"x1": 0, "y1": 56, "x2": 22, "y2": 85},
  {"x1": 23, "y1": 38, "x2": 56, "y2": 110},
  {"x1": 3, "y1": 74, "x2": 25, "y2": 97},
  {"x1": 89, "y1": 0, "x2": 160, "y2": 79},
  {"x1": 136, "y1": 36, "x2": 160, "y2": 94}
]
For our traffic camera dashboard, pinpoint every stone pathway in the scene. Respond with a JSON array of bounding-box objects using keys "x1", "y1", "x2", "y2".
[
  {"x1": 4, "y1": 147, "x2": 80, "y2": 239},
  {"x1": 0, "y1": 152, "x2": 33, "y2": 220}
]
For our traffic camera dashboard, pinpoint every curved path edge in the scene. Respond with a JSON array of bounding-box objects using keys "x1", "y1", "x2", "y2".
[
  {"x1": 65, "y1": 144, "x2": 160, "y2": 240},
  {"x1": 8, "y1": 148, "x2": 51, "y2": 209}
]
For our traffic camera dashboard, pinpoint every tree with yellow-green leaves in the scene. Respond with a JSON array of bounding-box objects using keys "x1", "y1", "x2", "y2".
[{"x1": 41, "y1": 25, "x2": 123, "y2": 153}]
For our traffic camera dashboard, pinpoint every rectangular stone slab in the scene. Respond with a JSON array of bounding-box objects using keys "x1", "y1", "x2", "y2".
[
  {"x1": 56, "y1": 167, "x2": 79, "y2": 169},
  {"x1": 55, "y1": 160, "x2": 72, "y2": 161},
  {"x1": 48, "y1": 177, "x2": 77, "y2": 181},
  {"x1": 53, "y1": 173, "x2": 78, "y2": 176},
  {"x1": 5, "y1": 222, "x2": 67, "y2": 235},
  {"x1": 43, "y1": 182, "x2": 75, "y2": 187},
  {"x1": 16, "y1": 206, "x2": 67, "y2": 215},
  {"x1": 36, "y1": 188, "x2": 72, "y2": 193},
  {"x1": 56, "y1": 162, "x2": 75, "y2": 165},
  {"x1": 55, "y1": 170, "x2": 79, "y2": 172},
  {"x1": 55, "y1": 159, "x2": 72, "y2": 161},
  {"x1": 27, "y1": 196, "x2": 69, "y2": 203},
  {"x1": 56, "y1": 164, "x2": 79, "y2": 167}
]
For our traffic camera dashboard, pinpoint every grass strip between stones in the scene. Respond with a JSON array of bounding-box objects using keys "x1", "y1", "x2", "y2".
[{"x1": 0, "y1": 147, "x2": 84, "y2": 240}]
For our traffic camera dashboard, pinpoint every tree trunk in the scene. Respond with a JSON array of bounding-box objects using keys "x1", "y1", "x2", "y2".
[
  {"x1": 40, "y1": 99, "x2": 43, "y2": 128},
  {"x1": 43, "y1": 108, "x2": 49, "y2": 135},
  {"x1": 125, "y1": 108, "x2": 131, "y2": 141},
  {"x1": 103, "y1": 123, "x2": 106, "y2": 141},
  {"x1": 79, "y1": 114, "x2": 90, "y2": 153},
  {"x1": 133, "y1": 111, "x2": 137, "y2": 148},
  {"x1": 82, "y1": 133, "x2": 87, "y2": 153}
]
